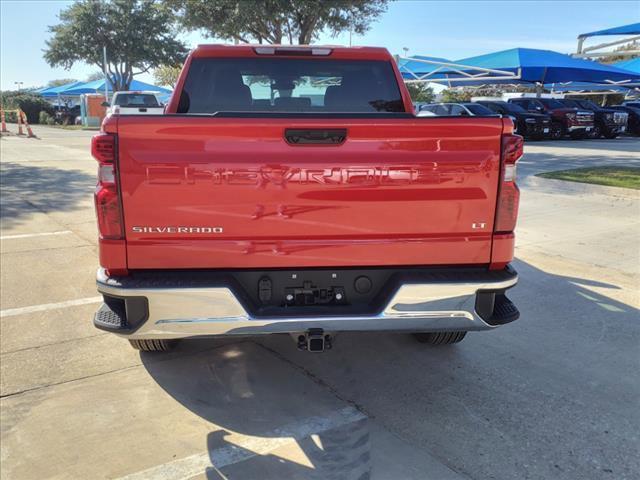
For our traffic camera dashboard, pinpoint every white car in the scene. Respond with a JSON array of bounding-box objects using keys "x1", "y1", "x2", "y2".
[
  {"x1": 418, "y1": 102, "x2": 499, "y2": 117},
  {"x1": 105, "y1": 91, "x2": 165, "y2": 115}
]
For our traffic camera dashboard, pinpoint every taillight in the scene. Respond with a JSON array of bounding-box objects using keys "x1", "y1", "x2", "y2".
[
  {"x1": 92, "y1": 133, "x2": 123, "y2": 239},
  {"x1": 495, "y1": 134, "x2": 523, "y2": 233},
  {"x1": 91, "y1": 133, "x2": 115, "y2": 163},
  {"x1": 95, "y1": 185, "x2": 123, "y2": 238}
]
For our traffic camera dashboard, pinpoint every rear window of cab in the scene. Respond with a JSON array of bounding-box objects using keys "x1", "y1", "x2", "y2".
[
  {"x1": 114, "y1": 94, "x2": 160, "y2": 107},
  {"x1": 178, "y1": 57, "x2": 404, "y2": 114}
]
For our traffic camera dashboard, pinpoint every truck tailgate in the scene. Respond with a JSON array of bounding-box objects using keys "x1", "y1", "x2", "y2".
[{"x1": 116, "y1": 116, "x2": 503, "y2": 269}]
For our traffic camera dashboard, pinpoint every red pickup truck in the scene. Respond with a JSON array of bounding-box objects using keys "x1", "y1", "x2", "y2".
[{"x1": 92, "y1": 45, "x2": 521, "y2": 353}]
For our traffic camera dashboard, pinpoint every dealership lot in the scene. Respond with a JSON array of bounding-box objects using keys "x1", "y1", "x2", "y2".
[{"x1": 1, "y1": 127, "x2": 639, "y2": 479}]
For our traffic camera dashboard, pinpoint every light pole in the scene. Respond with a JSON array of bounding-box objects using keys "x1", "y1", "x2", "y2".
[
  {"x1": 103, "y1": 46, "x2": 109, "y2": 102},
  {"x1": 402, "y1": 47, "x2": 409, "y2": 57},
  {"x1": 14, "y1": 81, "x2": 23, "y2": 92}
]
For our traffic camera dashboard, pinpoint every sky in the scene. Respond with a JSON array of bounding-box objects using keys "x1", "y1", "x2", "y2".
[{"x1": 1, "y1": 0, "x2": 639, "y2": 90}]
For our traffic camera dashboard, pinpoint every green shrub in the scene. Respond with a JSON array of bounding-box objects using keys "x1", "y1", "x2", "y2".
[
  {"x1": 39, "y1": 110, "x2": 52, "y2": 125},
  {"x1": 2, "y1": 94, "x2": 54, "y2": 124}
]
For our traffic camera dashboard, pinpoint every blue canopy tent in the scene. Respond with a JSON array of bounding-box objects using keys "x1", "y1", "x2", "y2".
[
  {"x1": 38, "y1": 81, "x2": 86, "y2": 98},
  {"x1": 398, "y1": 55, "x2": 452, "y2": 80},
  {"x1": 62, "y1": 78, "x2": 172, "y2": 96},
  {"x1": 400, "y1": 48, "x2": 640, "y2": 88},
  {"x1": 441, "y1": 48, "x2": 640, "y2": 86},
  {"x1": 36, "y1": 81, "x2": 87, "y2": 109},
  {"x1": 579, "y1": 23, "x2": 640, "y2": 38},
  {"x1": 576, "y1": 23, "x2": 640, "y2": 59},
  {"x1": 545, "y1": 58, "x2": 640, "y2": 95},
  {"x1": 613, "y1": 57, "x2": 640, "y2": 73},
  {"x1": 398, "y1": 54, "x2": 521, "y2": 85}
]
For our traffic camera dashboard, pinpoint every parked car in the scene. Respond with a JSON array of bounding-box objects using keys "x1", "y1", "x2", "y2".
[
  {"x1": 104, "y1": 91, "x2": 164, "y2": 115},
  {"x1": 508, "y1": 97, "x2": 594, "y2": 139},
  {"x1": 91, "y1": 44, "x2": 521, "y2": 353},
  {"x1": 474, "y1": 100, "x2": 552, "y2": 139},
  {"x1": 610, "y1": 105, "x2": 640, "y2": 136},
  {"x1": 557, "y1": 98, "x2": 628, "y2": 139},
  {"x1": 418, "y1": 102, "x2": 498, "y2": 116},
  {"x1": 53, "y1": 104, "x2": 80, "y2": 125}
]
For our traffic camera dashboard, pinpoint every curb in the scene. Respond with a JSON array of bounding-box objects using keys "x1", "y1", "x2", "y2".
[{"x1": 525, "y1": 175, "x2": 640, "y2": 199}]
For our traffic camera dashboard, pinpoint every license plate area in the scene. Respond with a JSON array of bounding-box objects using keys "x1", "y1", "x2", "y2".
[
  {"x1": 284, "y1": 281, "x2": 348, "y2": 306},
  {"x1": 242, "y1": 269, "x2": 392, "y2": 316}
]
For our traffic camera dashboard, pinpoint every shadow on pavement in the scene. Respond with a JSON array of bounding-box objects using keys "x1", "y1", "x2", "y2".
[
  {"x1": 141, "y1": 259, "x2": 639, "y2": 480},
  {"x1": 0, "y1": 161, "x2": 93, "y2": 228},
  {"x1": 142, "y1": 340, "x2": 373, "y2": 480}
]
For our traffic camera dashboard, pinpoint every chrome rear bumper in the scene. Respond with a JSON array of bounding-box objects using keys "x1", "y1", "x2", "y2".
[{"x1": 95, "y1": 267, "x2": 518, "y2": 340}]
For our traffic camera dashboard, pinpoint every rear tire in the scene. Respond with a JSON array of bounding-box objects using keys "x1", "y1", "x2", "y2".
[
  {"x1": 570, "y1": 131, "x2": 586, "y2": 140},
  {"x1": 413, "y1": 331, "x2": 467, "y2": 345},
  {"x1": 604, "y1": 131, "x2": 618, "y2": 139},
  {"x1": 129, "y1": 339, "x2": 176, "y2": 352},
  {"x1": 550, "y1": 123, "x2": 563, "y2": 140}
]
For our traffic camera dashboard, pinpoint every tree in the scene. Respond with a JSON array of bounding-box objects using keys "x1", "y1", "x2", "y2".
[
  {"x1": 404, "y1": 82, "x2": 435, "y2": 103},
  {"x1": 154, "y1": 65, "x2": 182, "y2": 88},
  {"x1": 86, "y1": 71, "x2": 106, "y2": 82},
  {"x1": 599, "y1": 40, "x2": 639, "y2": 64},
  {"x1": 440, "y1": 89, "x2": 472, "y2": 103},
  {"x1": 44, "y1": 0, "x2": 187, "y2": 91},
  {"x1": 47, "y1": 78, "x2": 78, "y2": 87},
  {"x1": 167, "y1": 0, "x2": 388, "y2": 45}
]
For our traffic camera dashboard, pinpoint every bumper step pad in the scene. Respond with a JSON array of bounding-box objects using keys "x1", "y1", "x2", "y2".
[
  {"x1": 486, "y1": 294, "x2": 520, "y2": 326},
  {"x1": 94, "y1": 302, "x2": 127, "y2": 330}
]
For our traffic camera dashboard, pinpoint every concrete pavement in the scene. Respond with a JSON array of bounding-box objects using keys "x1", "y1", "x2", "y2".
[{"x1": 1, "y1": 126, "x2": 638, "y2": 479}]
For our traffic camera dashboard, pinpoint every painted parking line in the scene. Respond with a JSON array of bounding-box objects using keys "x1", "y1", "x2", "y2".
[
  {"x1": 0, "y1": 296, "x2": 102, "y2": 318},
  {"x1": 117, "y1": 406, "x2": 367, "y2": 480},
  {"x1": 0, "y1": 230, "x2": 73, "y2": 240}
]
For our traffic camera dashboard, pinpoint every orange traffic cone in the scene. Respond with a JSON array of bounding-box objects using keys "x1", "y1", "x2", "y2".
[
  {"x1": 21, "y1": 111, "x2": 36, "y2": 138},
  {"x1": 0, "y1": 109, "x2": 7, "y2": 133}
]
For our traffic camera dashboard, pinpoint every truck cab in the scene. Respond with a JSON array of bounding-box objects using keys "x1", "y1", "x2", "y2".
[
  {"x1": 508, "y1": 97, "x2": 594, "y2": 139},
  {"x1": 474, "y1": 100, "x2": 552, "y2": 140},
  {"x1": 558, "y1": 98, "x2": 628, "y2": 139},
  {"x1": 610, "y1": 105, "x2": 640, "y2": 136}
]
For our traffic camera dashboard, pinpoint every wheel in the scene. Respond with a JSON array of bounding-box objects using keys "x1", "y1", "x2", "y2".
[
  {"x1": 604, "y1": 131, "x2": 618, "y2": 139},
  {"x1": 589, "y1": 125, "x2": 602, "y2": 139},
  {"x1": 570, "y1": 131, "x2": 586, "y2": 140},
  {"x1": 413, "y1": 331, "x2": 467, "y2": 345},
  {"x1": 129, "y1": 339, "x2": 177, "y2": 352},
  {"x1": 550, "y1": 123, "x2": 563, "y2": 140}
]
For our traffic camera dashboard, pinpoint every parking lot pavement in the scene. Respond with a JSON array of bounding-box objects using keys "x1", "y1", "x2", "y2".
[{"x1": 1, "y1": 126, "x2": 639, "y2": 479}]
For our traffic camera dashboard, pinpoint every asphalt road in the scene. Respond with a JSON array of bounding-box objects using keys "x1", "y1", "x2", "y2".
[{"x1": 1, "y1": 126, "x2": 638, "y2": 480}]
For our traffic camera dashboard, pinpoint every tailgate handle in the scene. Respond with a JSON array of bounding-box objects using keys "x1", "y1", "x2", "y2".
[{"x1": 285, "y1": 129, "x2": 347, "y2": 145}]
